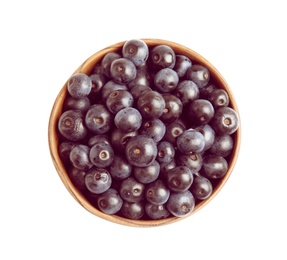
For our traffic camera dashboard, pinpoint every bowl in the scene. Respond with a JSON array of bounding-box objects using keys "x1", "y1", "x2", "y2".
[{"x1": 48, "y1": 39, "x2": 241, "y2": 227}]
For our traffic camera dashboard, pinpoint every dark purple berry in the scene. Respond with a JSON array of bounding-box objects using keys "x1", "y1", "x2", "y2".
[
  {"x1": 188, "y1": 99, "x2": 215, "y2": 126},
  {"x1": 177, "y1": 129, "x2": 205, "y2": 154},
  {"x1": 121, "y1": 201, "x2": 145, "y2": 220},
  {"x1": 210, "y1": 107, "x2": 239, "y2": 135},
  {"x1": 156, "y1": 141, "x2": 175, "y2": 164},
  {"x1": 70, "y1": 144, "x2": 93, "y2": 170},
  {"x1": 110, "y1": 58, "x2": 137, "y2": 84},
  {"x1": 122, "y1": 39, "x2": 149, "y2": 67},
  {"x1": 177, "y1": 153, "x2": 203, "y2": 174},
  {"x1": 85, "y1": 104, "x2": 113, "y2": 134},
  {"x1": 67, "y1": 73, "x2": 92, "y2": 99},
  {"x1": 154, "y1": 68, "x2": 179, "y2": 93},
  {"x1": 89, "y1": 141, "x2": 114, "y2": 168},
  {"x1": 85, "y1": 168, "x2": 112, "y2": 194},
  {"x1": 201, "y1": 155, "x2": 228, "y2": 179},
  {"x1": 101, "y1": 52, "x2": 122, "y2": 78},
  {"x1": 97, "y1": 188, "x2": 123, "y2": 214},
  {"x1": 139, "y1": 118, "x2": 166, "y2": 142},
  {"x1": 166, "y1": 166, "x2": 193, "y2": 192},
  {"x1": 160, "y1": 93, "x2": 183, "y2": 124},
  {"x1": 137, "y1": 90, "x2": 166, "y2": 119},
  {"x1": 173, "y1": 55, "x2": 192, "y2": 77},
  {"x1": 186, "y1": 64, "x2": 210, "y2": 88},
  {"x1": 149, "y1": 44, "x2": 176, "y2": 70},
  {"x1": 190, "y1": 175, "x2": 213, "y2": 200},
  {"x1": 114, "y1": 107, "x2": 142, "y2": 133},
  {"x1": 166, "y1": 190, "x2": 195, "y2": 217},
  {"x1": 145, "y1": 203, "x2": 171, "y2": 220},
  {"x1": 68, "y1": 167, "x2": 86, "y2": 191},
  {"x1": 63, "y1": 96, "x2": 91, "y2": 112},
  {"x1": 145, "y1": 180, "x2": 170, "y2": 205},
  {"x1": 119, "y1": 177, "x2": 145, "y2": 203},
  {"x1": 109, "y1": 155, "x2": 132, "y2": 180},
  {"x1": 125, "y1": 135, "x2": 157, "y2": 167},
  {"x1": 106, "y1": 89, "x2": 134, "y2": 114},
  {"x1": 175, "y1": 80, "x2": 199, "y2": 105},
  {"x1": 134, "y1": 160, "x2": 160, "y2": 184},
  {"x1": 208, "y1": 88, "x2": 229, "y2": 108},
  {"x1": 58, "y1": 110, "x2": 87, "y2": 141},
  {"x1": 209, "y1": 134, "x2": 234, "y2": 157}
]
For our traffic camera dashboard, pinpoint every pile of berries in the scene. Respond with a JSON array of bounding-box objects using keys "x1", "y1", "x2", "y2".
[{"x1": 57, "y1": 39, "x2": 239, "y2": 220}]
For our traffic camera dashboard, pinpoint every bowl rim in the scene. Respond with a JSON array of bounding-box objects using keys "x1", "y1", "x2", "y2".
[{"x1": 48, "y1": 38, "x2": 241, "y2": 227}]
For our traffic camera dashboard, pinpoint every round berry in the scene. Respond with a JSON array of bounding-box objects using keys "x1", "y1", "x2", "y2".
[
  {"x1": 67, "y1": 73, "x2": 92, "y2": 99},
  {"x1": 97, "y1": 188, "x2": 123, "y2": 214},
  {"x1": 177, "y1": 129, "x2": 205, "y2": 154},
  {"x1": 167, "y1": 190, "x2": 195, "y2": 217},
  {"x1": 110, "y1": 58, "x2": 137, "y2": 84},
  {"x1": 122, "y1": 39, "x2": 149, "y2": 66},
  {"x1": 114, "y1": 107, "x2": 142, "y2": 133},
  {"x1": 125, "y1": 135, "x2": 157, "y2": 167},
  {"x1": 85, "y1": 168, "x2": 112, "y2": 194}
]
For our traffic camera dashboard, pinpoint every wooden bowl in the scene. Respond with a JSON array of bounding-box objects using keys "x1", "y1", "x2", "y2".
[{"x1": 48, "y1": 39, "x2": 241, "y2": 227}]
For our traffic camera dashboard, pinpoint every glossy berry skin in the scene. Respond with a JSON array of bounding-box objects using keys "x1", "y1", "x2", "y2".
[
  {"x1": 188, "y1": 99, "x2": 215, "y2": 126},
  {"x1": 195, "y1": 124, "x2": 215, "y2": 151},
  {"x1": 85, "y1": 167, "x2": 112, "y2": 194},
  {"x1": 106, "y1": 89, "x2": 134, "y2": 114},
  {"x1": 87, "y1": 134, "x2": 110, "y2": 148},
  {"x1": 156, "y1": 141, "x2": 175, "y2": 164},
  {"x1": 210, "y1": 107, "x2": 239, "y2": 135},
  {"x1": 58, "y1": 109, "x2": 87, "y2": 141},
  {"x1": 114, "y1": 107, "x2": 142, "y2": 133},
  {"x1": 160, "y1": 159, "x2": 177, "y2": 179},
  {"x1": 145, "y1": 203, "x2": 171, "y2": 220},
  {"x1": 101, "y1": 52, "x2": 121, "y2": 78},
  {"x1": 97, "y1": 188, "x2": 123, "y2": 215},
  {"x1": 160, "y1": 93, "x2": 183, "y2": 124},
  {"x1": 59, "y1": 141, "x2": 76, "y2": 163},
  {"x1": 67, "y1": 73, "x2": 92, "y2": 99},
  {"x1": 208, "y1": 89, "x2": 229, "y2": 108},
  {"x1": 125, "y1": 135, "x2": 157, "y2": 167},
  {"x1": 119, "y1": 177, "x2": 145, "y2": 203},
  {"x1": 190, "y1": 175, "x2": 213, "y2": 200},
  {"x1": 199, "y1": 83, "x2": 217, "y2": 99},
  {"x1": 186, "y1": 64, "x2": 210, "y2": 88},
  {"x1": 173, "y1": 55, "x2": 192, "y2": 77},
  {"x1": 201, "y1": 155, "x2": 228, "y2": 179},
  {"x1": 128, "y1": 69, "x2": 151, "y2": 89},
  {"x1": 177, "y1": 153, "x2": 203, "y2": 174},
  {"x1": 101, "y1": 80, "x2": 127, "y2": 102},
  {"x1": 110, "y1": 58, "x2": 137, "y2": 84},
  {"x1": 70, "y1": 144, "x2": 93, "y2": 170},
  {"x1": 137, "y1": 90, "x2": 166, "y2": 119},
  {"x1": 149, "y1": 44, "x2": 176, "y2": 70},
  {"x1": 177, "y1": 129, "x2": 205, "y2": 154},
  {"x1": 89, "y1": 141, "x2": 114, "y2": 168},
  {"x1": 166, "y1": 166, "x2": 193, "y2": 192},
  {"x1": 63, "y1": 96, "x2": 91, "y2": 112},
  {"x1": 89, "y1": 73, "x2": 106, "y2": 101},
  {"x1": 109, "y1": 155, "x2": 132, "y2": 180},
  {"x1": 164, "y1": 120, "x2": 186, "y2": 145},
  {"x1": 166, "y1": 190, "x2": 195, "y2": 217},
  {"x1": 68, "y1": 167, "x2": 86, "y2": 191},
  {"x1": 139, "y1": 118, "x2": 166, "y2": 142},
  {"x1": 110, "y1": 128, "x2": 138, "y2": 152},
  {"x1": 129, "y1": 84, "x2": 151, "y2": 101},
  {"x1": 85, "y1": 104, "x2": 112, "y2": 134},
  {"x1": 122, "y1": 39, "x2": 149, "y2": 67},
  {"x1": 154, "y1": 68, "x2": 179, "y2": 93},
  {"x1": 134, "y1": 160, "x2": 160, "y2": 184},
  {"x1": 145, "y1": 180, "x2": 170, "y2": 205},
  {"x1": 209, "y1": 134, "x2": 234, "y2": 157},
  {"x1": 121, "y1": 201, "x2": 145, "y2": 220},
  {"x1": 175, "y1": 80, "x2": 199, "y2": 105}
]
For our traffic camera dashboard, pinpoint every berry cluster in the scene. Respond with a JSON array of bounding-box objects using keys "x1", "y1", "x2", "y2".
[{"x1": 57, "y1": 39, "x2": 239, "y2": 220}]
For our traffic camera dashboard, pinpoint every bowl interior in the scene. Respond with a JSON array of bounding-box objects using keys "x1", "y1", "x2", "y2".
[{"x1": 48, "y1": 39, "x2": 241, "y2": 227}]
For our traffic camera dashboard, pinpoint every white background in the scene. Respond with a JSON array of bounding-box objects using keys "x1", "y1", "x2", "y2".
[{"x1": 1, "y1": 0, "x2": 286, "y2": 259}]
